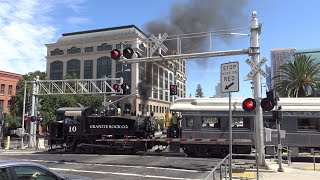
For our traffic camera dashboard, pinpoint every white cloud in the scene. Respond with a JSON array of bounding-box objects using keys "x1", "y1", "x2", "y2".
[
  {"x1": 0, "y1": 0, "x2": 88, "y2": 75},
  {"x1": 67, "y1": 17, "x2": 90, "y2": 26}
]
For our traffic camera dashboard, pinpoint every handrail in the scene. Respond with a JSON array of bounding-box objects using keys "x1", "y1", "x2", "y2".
[{"x1": 204, "y1": 154, "x2": 230, "y2": 180}]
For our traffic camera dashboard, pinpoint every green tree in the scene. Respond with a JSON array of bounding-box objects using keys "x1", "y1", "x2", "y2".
[
  {"x1": 195, "y1": 84, "x2": 204, "y2": 98},
  {"x1": 273, "y1": 54, "x2": 320, "y2": 97}
]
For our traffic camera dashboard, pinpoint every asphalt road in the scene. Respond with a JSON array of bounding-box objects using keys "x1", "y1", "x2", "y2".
[{"x1": 0, "y1": 151, "x2": 224, "y2": 180}]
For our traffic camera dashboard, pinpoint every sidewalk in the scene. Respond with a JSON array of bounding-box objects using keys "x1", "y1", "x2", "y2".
[{"x1": 261, "y1": 160, "x2": 320, "y2": 180}]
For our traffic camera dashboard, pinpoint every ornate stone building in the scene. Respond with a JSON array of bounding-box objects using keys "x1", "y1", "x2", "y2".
[{"x1": 45, "y1": 25, "x2": 186, "y2": 119}]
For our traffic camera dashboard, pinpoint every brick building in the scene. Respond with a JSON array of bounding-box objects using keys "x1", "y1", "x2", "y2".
[{"x1": 0, "y1": 71, "x2": 23, "y2": 113}]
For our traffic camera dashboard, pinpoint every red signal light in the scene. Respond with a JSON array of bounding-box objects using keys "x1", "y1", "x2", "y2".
[
  {"x1": 121, "y1": 84, "x2": 127, "y2": 90},
  {"x1": 123, "y1": 47, "x2": 134, "y2": 59},
  {"x1": 111, "y1": 49, "x2": 121, "y2": 60},
  {"x1": 242, "y1": 98, "x2": 256, "y2": 112},
  {"x1": 113, "y1": 84, "x2": 119, "y2": 91},
  {"x1": 261, "y1": 98, "x2": 275, "y2": 111}
]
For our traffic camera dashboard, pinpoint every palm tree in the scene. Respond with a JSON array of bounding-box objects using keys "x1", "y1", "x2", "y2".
[{"x1": 273, "y1": 54, "x2": 320, "y2": 97}]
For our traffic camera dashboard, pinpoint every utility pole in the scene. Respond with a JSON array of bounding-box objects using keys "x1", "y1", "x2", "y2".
[{"x1": 250, "y1": 11, "x2": 265, "y2": 166}]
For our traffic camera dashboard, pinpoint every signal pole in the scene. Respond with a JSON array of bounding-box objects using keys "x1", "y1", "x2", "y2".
[{"x1": 250, "y1": 11, "x2": 265, "y2": 166}]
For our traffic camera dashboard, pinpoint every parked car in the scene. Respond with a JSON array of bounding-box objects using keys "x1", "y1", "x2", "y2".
[{"x1": 0, "y1": 160, "x2": 91, "y2": 180}]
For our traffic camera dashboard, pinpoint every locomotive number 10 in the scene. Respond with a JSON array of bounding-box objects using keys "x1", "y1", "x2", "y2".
[{"x1": 69, "y1": 126, "x2": 77, "y2": 133}]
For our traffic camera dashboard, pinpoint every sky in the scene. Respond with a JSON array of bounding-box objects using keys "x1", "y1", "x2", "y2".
[{"x1": 1, "y1": 0, "x2": 320, "y2": 98}]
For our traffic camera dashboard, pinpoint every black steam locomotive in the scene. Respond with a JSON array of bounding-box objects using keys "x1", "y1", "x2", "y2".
[{"x1": 48, "y1": 106, "x2": 157, "y2": 153}]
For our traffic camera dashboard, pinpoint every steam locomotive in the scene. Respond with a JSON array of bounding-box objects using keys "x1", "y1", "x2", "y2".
[{"x1": 48, "y1": 106, "x2": 158, "y2": 154}]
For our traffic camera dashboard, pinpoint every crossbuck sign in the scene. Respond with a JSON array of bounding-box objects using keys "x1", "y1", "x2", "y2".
[
  {"x1": 150, "y1": 33, "x2": 168, "y2": 55},
  {"x1": 245, "y1": 58, "x2": 268, "y2": 80}
]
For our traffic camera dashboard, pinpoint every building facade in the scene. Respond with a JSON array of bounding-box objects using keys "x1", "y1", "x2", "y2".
[
  {"x1": 270, "y1": 48, "x2": 296, "y2": 88},
  {"x1": 45, "y1": 25, "x2": 187, "y2": 120},
  {"x1": 0, "y1": 71, "x2": 22, "y2": 113}
]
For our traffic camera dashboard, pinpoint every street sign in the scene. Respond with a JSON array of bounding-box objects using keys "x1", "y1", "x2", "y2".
[
  {"x1": 245, "y1": 58, "x2": 268, "y2": 80},
  {"x1": 150, "y1": 33, "x2": 168, "y2": 55},
  {"x1": 221, "y1": 61, "x2": 239, "y2": 93}
]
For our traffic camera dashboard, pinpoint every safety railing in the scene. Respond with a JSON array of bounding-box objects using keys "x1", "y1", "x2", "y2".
[
  {"x1": 282, "y1": 147, "x2": 292, "y2": 166},
  {"x1": 204, "y1": 154, "x2": 230, "y2": 180}
]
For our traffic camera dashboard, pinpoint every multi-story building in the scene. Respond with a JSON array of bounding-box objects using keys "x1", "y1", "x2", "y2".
[
  {"x1": 0, "y1": 71, "x2": 22, "y2": 113},
  {"x1": 45, "y1": 25, "x2": 187, "y2": 120},
  {"x1": 270, "y1": 48, "x2": 296, "y2": 88},
  {"x1": 265, "y1": 64, "x2": 271, "y2": 91}
]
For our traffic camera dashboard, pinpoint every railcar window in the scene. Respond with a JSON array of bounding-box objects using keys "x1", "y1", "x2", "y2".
[
  {"x1": 298, "y1": 118, "x2": 319, "y2": 130},
  {"x1": 186, "y1": 117, "x2": 194, "y2": 128},
  {"x1": 264, "y1": 118, "x2": 276, "y2": 129},
  {"x1": 201, "y1": 117, "x2": 220, "y2": 128},
  {"x1": 232, "y1": 117, "x2": 250, "y2": 129}
]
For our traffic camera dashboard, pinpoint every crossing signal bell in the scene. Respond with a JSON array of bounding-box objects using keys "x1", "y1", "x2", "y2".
[
  {"x1": 170, "y1": 85, "x2": 177, "y2": 95},
  {"x1": 242, "y1": 98, "x2": 256, "y2": 112},
  {"x1": 110, "y1": 47, "x2": 140, "y2": 60}
]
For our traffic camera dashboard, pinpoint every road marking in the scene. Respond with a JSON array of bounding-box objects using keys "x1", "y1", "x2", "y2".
[
  {"x1": 23, "y1": 159, "x2": 209, "y2": 173},
  {"x1": 51, "y1": 167, "x2": 204, "y2": 180}
]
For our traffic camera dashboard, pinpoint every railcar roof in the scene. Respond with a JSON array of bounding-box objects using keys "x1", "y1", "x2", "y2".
[{"x1": 170, "y1": 98, "x2": 320, "y2": 112}]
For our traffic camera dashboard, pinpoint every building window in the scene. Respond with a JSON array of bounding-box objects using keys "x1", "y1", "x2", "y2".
[
  {"x1": 51, "y1": 48, "x2": 64, "y2": 56},
  {"x1": 139, "y1": 104, "x2": 141, "y2": 111},
  {"x1": 67, "y1": 59, "x2": 80, "y2": 78},
  {"x1": 84, "y1": 60, "x2": 93, "y2": 79},
  {"x1": 139, "y1": 62, "x2": 145, "y2": 81},
  {"x1": 67, "y1": 46, "x2": 81, "y2": 54},
  {"x1": 50, "y1": 61, "x2": 63, "y2": 80},
  {"x1": 298, "y1": 118, "x2": 318, "y2": 130},
  {"x1": 0, "y1": 84, "x2": 4, "y2": 94},
  {"x1": 165, "y1": 92, "x2": 168, "y2": 101},
  {"x1": 0, "y1": 100, "x2": 3, "y2": 110},
  {"x1": 8, "y1": 100, "x2": 12, "y2": 109},
  {"x1": 150, "y1": 105, "x2": 152, "y2": 112},
  {"x1": 202, "y1": 117, "x2": 221, "y2": 129},
  {"x1": 97, "y1": 43, "x2": 112, "y2": 51},
  {"x1": 186, "y1": 117, "x2": 194, "y2": 129},
  {"x1": 96, "y1": 56, "x2": 112, "y2": 78},
  {"x1": 84, "y1": 47, "x2": 94, "y2": 52},
  {"x1": 153, "y1": 64, "x2": 158, "y2": 99},
  {"x1": 8, "y1": 85, "x2": 12, "y2": 96},
  {"x1": 123, "y1": 44, "x2": 132, "y2": 49}
]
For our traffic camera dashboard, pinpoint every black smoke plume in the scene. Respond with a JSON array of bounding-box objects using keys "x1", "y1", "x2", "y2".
[
  {"x1": 144, "y1": 0, "x2": 248, "y2": 62},
  {"x1": 138, "y1": 62, "x2": 152, "y2": 115}
]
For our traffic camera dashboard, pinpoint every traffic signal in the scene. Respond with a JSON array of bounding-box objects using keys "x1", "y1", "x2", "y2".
[
  {"x1": 261, "y1": 90, "x2": 276, "y2": 111},
  {"x1": 110, "y1": 47, "x2": 140, "y2": 60},
  {"x1": 169, "y1": 85, "x2": 177, "y2": 95},
  {"x1": 242, "y1": 98, "x2": 256, "y2": 112}
]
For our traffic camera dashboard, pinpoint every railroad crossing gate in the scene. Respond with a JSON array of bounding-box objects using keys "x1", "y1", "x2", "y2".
[{"x1": 220, "y1": 61, "x2": 239, "y2": 93}]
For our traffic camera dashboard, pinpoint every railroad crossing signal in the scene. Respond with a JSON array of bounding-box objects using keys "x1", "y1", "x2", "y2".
[
  {"x1": 150, "y1": 33, "x2": 168, "y2": 55},
  {"x1": 242, "y1": 98, "x2": 256, "y2": 112},
  {"x1": 169, "y1": 85, "x2": 177, "y2": 95},
  {"x1": 245, "y1": 58, "x2": 268, "y2": 80},
  {"x1": 110, "y1": 47, "x2": 140, "y2": 60},
  {"x1": 113, "y1": 84, "x2": 129, "y2": 95}
]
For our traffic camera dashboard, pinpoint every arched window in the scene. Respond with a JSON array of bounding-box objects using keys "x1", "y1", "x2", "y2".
[
  {"x1": 51, "y1": 48, "x2": 64, "y2": 56},
  {"x1": 139, "y1": 62, "x2": 145, "y2": 81},
  {"x1": 96, "y1": 56, "x2": 112, "y2": 78},
  {"x1": 50, "y1": 61, "x2": 63, "y2": 80},
  {"x1": 67, "y1": 46, "x2": 81, "y2": 54},
  {"x1": 67, "y1": 59, "x2": 80, "y2": 78},
  {"x1": 97, "y1": 43, "x2": 112, "y2": 51}
]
